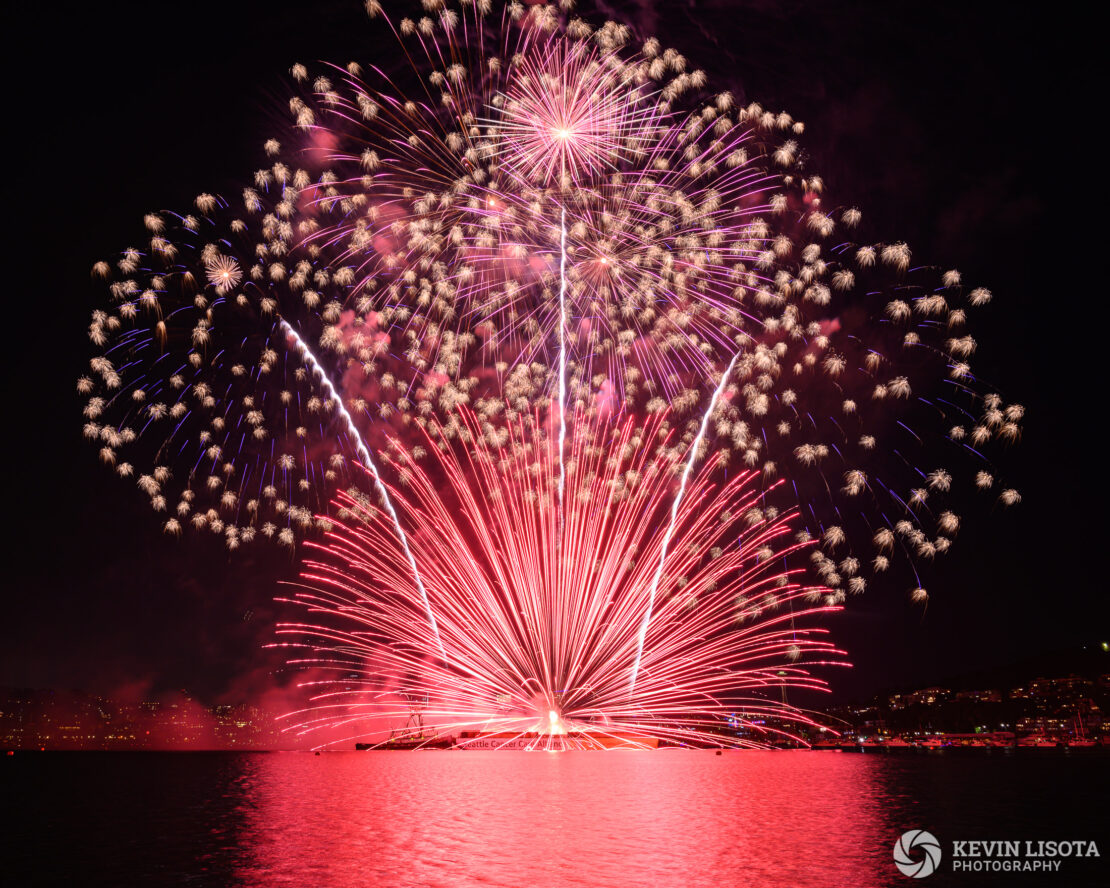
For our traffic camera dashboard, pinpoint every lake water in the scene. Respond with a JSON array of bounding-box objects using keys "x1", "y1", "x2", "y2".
[{"x1": 5, "y1": 750, "x2": 1107, "y2": 886}]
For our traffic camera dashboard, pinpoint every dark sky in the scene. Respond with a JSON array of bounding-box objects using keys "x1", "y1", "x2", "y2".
[{"x1": 4, "y1": 0, "x2": 1103, "y2": 706}]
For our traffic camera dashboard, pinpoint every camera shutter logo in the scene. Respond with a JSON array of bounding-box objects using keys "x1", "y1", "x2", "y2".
[{"x1": 894, "y1": 829, "x2": 942, "y2": 878}]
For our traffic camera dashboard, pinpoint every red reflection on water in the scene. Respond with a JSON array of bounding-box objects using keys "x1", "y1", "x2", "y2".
[{"x1": 235, "y1": 750, "x2": 891, "y2": 887}]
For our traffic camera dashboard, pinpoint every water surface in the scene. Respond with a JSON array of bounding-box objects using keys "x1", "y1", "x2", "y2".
[{"x1": 6, "y1": 750, "x2": 1107, "y2": 886}]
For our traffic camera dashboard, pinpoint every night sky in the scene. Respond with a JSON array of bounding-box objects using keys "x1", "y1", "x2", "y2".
[{"x1": 5, "y1": 0, "x2": 1103, "y2": 708}]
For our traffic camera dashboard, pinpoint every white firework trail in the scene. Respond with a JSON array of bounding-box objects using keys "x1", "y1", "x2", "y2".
[
  {"x1": 279, "y1": 320, "x2": 447, "y2": 665},
  {"x1": 630, "y1": 351, "x2": 742, "y2": 691},
  {"x1": 557, "y1": 205, "x2": 568, "y2": 512}
]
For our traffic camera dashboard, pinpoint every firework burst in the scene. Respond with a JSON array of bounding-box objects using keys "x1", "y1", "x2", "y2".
[
  {"x1": 275, "y1": 408, "x2": 844, "y2": 749},
  {"x1": 78, "y1": 0, "x2": 1023, "y2": 745},
  {"x1": 80, "y1": 1, "x2": 1020, "y2": 600}
]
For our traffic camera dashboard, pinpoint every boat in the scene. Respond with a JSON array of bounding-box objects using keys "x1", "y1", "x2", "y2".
[
  {"x1": 1068, "y1": 713, "x2": 1098, "y2": 748},
  {"x1": 1017, "y1": 735, "x2": 1059, "y2": 748},
  {"x1": 355, "y1": 733, "x2": 454, "y2": 750},
  {"x1": 454, "y1": 730, "x2": 659, "y2": 750},
  {"x1": 356, "y1": 697, "x2": 456, "y2": 749}
]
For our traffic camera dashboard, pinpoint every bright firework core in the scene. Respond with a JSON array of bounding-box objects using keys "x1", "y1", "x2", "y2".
[{"x1": 495, "y1": 36, "x2": 656, "y2": 187}]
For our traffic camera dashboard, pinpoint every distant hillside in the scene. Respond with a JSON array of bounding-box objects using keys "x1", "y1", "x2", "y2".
[{"x1": 873, "y1": 641, "x2": 1109, "y2": 699}]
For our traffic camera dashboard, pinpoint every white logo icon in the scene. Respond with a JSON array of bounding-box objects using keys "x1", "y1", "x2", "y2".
[{"x1": 894, "y1": 829, "x2": 942, "y2": 878}]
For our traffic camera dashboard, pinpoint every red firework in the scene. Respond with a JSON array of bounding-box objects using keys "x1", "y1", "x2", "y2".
[{"x1": 273, "y1": 409, "x2": 846, "y2": 749}]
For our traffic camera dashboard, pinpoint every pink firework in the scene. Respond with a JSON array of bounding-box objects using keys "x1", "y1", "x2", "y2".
[
  {"x1": 274, "y1": 409, "x2": 845, "y2": 749},
  {"x1": 77, "y1": 0, "x2": 1023, "y2": 727},
  {"x1": 495, "y1": 37, "x2": 657, "y2": 188},
  {"x1": 79, "y1": 1, "x2": 1021, "y2": 593}
]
